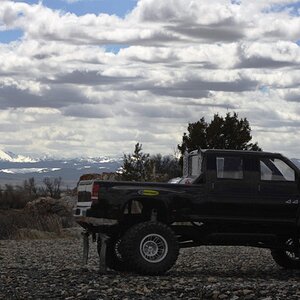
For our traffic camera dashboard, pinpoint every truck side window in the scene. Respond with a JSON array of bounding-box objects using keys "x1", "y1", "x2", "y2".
[
  {"x1": 260, "y1": 158, "x2": 295, "y2": 181},
  {"x1": 216, "y1": 156, "x2": 243, "y2": 179},
  {"x1": 188, "y1": 155, "x2": 202, "y2": 176}
]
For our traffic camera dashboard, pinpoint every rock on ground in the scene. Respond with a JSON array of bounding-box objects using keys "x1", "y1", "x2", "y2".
[{"x1": 1, "y1": 238, "x2": 300, "y2": 299}]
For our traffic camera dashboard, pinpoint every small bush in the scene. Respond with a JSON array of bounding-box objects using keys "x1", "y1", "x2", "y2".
[
  {"x1": 25, "y1": 197, "x2": 75, "y2": 228},
  {"x1": 0, "y1": 177, "x2": 76, "y2": 240},
  {"x1": 0, "y1": 177, "x2": 64, "y2": 209},
  {"x1": 0, "y1": 180, "x2": 38, "y2": 210},
  {"x1": 0, "y1": 195, "x2": 77, "y2": 240}
]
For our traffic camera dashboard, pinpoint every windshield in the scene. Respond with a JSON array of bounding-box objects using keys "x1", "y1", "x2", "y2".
[{"x1": 291, "y1": 158, "x2": 300, "y2": 170}]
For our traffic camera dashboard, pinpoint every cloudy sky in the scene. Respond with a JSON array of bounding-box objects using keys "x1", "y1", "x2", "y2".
[{"x1": 0, "y1": 0, "x2": 299, "y2": 159}]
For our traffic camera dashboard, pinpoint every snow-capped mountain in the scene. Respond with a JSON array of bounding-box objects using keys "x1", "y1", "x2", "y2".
[
  {"x1": 0, "y1": 150, "x2": 122, "y2": 188},
  {"x1": 0, "y1": 150, "x2": 37, "y2": 163}
]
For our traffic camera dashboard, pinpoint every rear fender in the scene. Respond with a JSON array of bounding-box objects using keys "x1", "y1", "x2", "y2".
[{"x1": 122, "y1": 198, "x2": 169, "y2": 223}]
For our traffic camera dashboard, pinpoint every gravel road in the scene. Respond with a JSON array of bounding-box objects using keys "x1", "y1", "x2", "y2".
[{"x1": 1, "y1": 237, "x2": 300, "y2": 300}]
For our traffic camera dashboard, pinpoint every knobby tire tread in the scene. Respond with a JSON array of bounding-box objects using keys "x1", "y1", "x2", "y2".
[{"x1": 121, "y1": 221, "x2": 179, "y2": 275}]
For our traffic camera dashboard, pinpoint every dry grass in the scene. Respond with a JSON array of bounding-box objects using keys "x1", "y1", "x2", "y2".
[
  {"x1": 14, "y1": 229, "x2": 60, "y2": 240},
  {"x1": 0, "y1": 209, "x2": 66, "y2": 240}
]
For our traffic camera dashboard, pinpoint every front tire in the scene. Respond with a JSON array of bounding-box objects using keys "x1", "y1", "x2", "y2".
[
  {"x1": 122, "y1": 221, "x2": 179, "y2": 275},
  {"x1": 271, "y1": 238, "x2": 300, "y2": 269}
]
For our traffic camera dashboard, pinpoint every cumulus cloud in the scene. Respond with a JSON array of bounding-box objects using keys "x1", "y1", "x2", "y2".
[
  {"x1": 0, "y1": 83, "x2": 93, "y2": 109},
  {"x1": 0, "y1": 0, "x2": 299, "y2": 158},
  {"x1": 236, "y1": 41, "x2": 300, "y2": 68},
  {"x1": 47, "y1": 70, "x2": 139, "y2": 86}
]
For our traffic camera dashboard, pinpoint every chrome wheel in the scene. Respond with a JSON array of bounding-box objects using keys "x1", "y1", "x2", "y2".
[{"x1": 139, "y1": 233, "x2": 168, "y2": 263}]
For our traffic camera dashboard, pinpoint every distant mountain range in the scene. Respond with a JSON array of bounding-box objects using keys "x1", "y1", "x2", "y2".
[{"x1": 0, "y1": 150, "x2": 122, "y2": 188}]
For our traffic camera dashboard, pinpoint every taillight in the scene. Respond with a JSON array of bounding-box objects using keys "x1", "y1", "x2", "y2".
[{"x1": 91, "y1": 183, "x2": 100, "y2": 203}]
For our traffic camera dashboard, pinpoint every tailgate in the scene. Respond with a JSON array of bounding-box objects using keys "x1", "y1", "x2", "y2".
[{"x1": 73, "y1": 180, "x2": 94, "y2": 217}]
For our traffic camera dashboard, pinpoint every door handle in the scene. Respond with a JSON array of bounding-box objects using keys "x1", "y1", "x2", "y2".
[
  {"x1": 212, "y1": 183, "x2": 215, "y2": 190},
  {"x1": 258, "y1": 184, "x2": 261, "y2": 192}
]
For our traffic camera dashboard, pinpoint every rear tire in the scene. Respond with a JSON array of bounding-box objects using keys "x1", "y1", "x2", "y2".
[
  {"x1": 121, "y1": 221, "x2": 179, "y2": 275},
  {"x1": 97, "y1": 236, "x2": 127, "y2": 271}
]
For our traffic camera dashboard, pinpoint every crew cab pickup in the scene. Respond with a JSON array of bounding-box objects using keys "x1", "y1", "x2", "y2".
[{"x1": 74, "y1": 149, "x2": 300, "y2": 275}]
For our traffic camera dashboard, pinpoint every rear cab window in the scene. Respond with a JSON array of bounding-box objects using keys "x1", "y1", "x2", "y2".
[{"x1": 216, "y1": 156, "x2": 243, "y2": 180}]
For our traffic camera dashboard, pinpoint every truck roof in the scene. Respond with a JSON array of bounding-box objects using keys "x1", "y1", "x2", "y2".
[{"x1": 189, "y1": 149, "x2": 283, "y2": 157}]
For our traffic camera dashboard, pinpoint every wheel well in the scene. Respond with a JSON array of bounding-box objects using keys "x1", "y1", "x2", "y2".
[{"x1": 122, "y1": 199, "x2": 168, "y2": 223}]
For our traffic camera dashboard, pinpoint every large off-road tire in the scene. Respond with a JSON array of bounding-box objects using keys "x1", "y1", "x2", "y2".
[
  {"x1": 121, "y1": 221, "x2": 179, "y2": 275},
  {"x1": 271, "y1": 238, "x2": 300, "y2": 269}
]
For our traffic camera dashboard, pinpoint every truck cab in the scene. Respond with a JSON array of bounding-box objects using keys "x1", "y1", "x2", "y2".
[{"x1": 184, "y1": 150, "x2": 300, "y2": 230}]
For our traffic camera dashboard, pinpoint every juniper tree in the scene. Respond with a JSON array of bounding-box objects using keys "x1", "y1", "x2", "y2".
[{"x1": 178, "y1": 112, "x2": 261, "y2": 157}]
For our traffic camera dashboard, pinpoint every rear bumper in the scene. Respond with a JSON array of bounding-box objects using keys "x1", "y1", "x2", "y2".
[{"x1": 74, "y1": 202, "x2": 119, "y2": 228}]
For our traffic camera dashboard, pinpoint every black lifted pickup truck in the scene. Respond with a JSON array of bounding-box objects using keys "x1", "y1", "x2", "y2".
[{"x1": 74, "y1": 149, "x2": 300, "y2": 275}]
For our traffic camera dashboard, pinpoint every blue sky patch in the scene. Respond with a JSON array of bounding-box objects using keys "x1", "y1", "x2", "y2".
[
  {"x1": 259, "y1": 85, "x2": 270, "y2": 94},
  {"x1": 16, "y1": 0, "x2": 137, "y2": 17},
  {"x1": 0, "y1": 29, "x2": 23, "y2": 43},
  {"x1": 104, "y1": 44, "x2": 129, "y2": 54},
  {"x1": 63, "y1": 0, "x2": 137, "y2": 17},
  {"x1": 264, "y1": 2, "x2": 300, "y2": 16}
]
